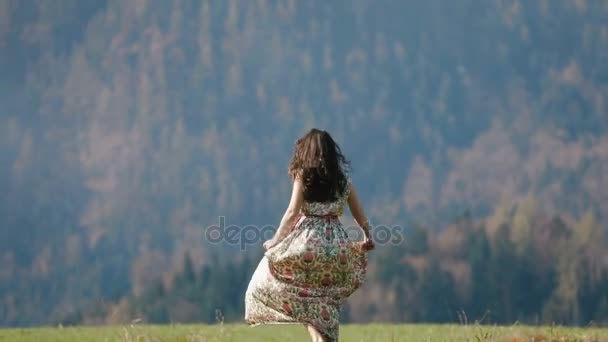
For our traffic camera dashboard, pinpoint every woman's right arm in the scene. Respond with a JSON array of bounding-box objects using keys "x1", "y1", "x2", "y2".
[{"x1": 347, "y1": 183, "x2": 373, "y2": 249}]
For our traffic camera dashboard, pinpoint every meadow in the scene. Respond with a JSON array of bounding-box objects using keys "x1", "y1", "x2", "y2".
[{"x1": 1, "y1": 324, "x2": 607, "y2": 342}]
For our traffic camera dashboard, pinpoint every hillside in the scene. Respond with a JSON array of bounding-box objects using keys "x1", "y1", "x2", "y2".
[{"x1": 1, "y1": 0, "x2": 608, "y2": 326}]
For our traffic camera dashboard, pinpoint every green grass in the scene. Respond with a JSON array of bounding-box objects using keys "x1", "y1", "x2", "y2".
[{"x1": 1, "y1": 324, "x2": 607, "y2": 342}]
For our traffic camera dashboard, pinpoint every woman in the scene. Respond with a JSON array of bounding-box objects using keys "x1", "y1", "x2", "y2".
[{"x1": 245, "y1": 128, "x2": 374, "y2": 342}]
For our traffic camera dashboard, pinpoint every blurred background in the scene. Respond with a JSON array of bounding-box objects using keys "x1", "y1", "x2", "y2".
[{"x1": 1, "y1": 0, "x2": 608, "y2": 327}]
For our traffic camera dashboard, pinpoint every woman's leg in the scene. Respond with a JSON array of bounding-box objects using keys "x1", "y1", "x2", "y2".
[
  {"x1": 305, "y1": 324, "x2": 323, "y2": 342},
  {"x1": 317, "y1": 327, "x2": 337, "y2": 342},
  {"x1": 319, "y1": 332, "x2": 334, "y2": 342}
]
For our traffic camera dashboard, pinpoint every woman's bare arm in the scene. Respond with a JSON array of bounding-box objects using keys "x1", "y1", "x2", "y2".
[
  {"x1": 265, "y1": 178, "x2": 304, "y2": 248},
  {"x1": 347, "y1": 183, "x2": 371, "y2": 240}
]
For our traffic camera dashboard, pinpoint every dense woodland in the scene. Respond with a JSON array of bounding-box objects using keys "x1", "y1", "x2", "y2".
[
  {"x1": 1, "y1": 0, "x2": 608, "y2": 326},
  {"x1": 71, "y1": 209, "x2": 608, "y2": 326}
]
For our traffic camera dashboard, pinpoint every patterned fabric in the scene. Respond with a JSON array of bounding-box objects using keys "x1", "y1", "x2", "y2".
[{"x1": 245, "y1": 179, "x2": 368, "y2": 341}]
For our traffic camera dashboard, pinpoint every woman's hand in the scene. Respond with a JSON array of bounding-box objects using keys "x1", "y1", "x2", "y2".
[
  {"x1": 263, "y1": 238, "x2": 280, "y2": 250},
  {"x1": 354, "y1": 236, "x2": 374, "y2": 252},
  {"x1": 361, "y1": 237, "x2": 375, "y2": 251}
]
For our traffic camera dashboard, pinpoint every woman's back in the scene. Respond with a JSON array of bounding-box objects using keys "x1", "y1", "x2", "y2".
[{"x1": 300, "y1": 179, "x2": 351, "y2": 217}]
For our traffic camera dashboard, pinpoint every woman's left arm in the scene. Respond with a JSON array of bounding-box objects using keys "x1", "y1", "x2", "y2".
[{"x1": 263, "y1": 178, "x2": 304, "y2": 250}]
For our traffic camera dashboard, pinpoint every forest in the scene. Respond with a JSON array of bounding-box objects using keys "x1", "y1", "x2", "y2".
[{"x1": 1, "y1": 0, "x2": 607, "y2": 327}]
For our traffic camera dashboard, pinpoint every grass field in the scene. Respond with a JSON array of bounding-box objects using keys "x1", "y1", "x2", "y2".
[{"x1": 1, "y1": 324, "x2": 607, "y2": 342}]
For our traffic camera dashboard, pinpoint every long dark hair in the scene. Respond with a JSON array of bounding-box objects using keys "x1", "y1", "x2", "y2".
[{"x1": 288, "y1": 129, "x2": 350, "y2": 202}]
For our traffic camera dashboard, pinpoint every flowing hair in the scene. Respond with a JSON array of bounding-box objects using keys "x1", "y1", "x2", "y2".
[{"x1": 288, "y1": 129, "x2": 350, "y2": 202}]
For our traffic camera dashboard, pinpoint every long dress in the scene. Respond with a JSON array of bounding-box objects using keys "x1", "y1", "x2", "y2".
[{"x1": 245, "y1": 181, "x2": 368, "y2": 341}]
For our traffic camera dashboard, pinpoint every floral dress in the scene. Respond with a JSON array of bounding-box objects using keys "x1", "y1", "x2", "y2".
[{"x1": 245, "y1": 180, "x2": 367, "y2": 341}]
